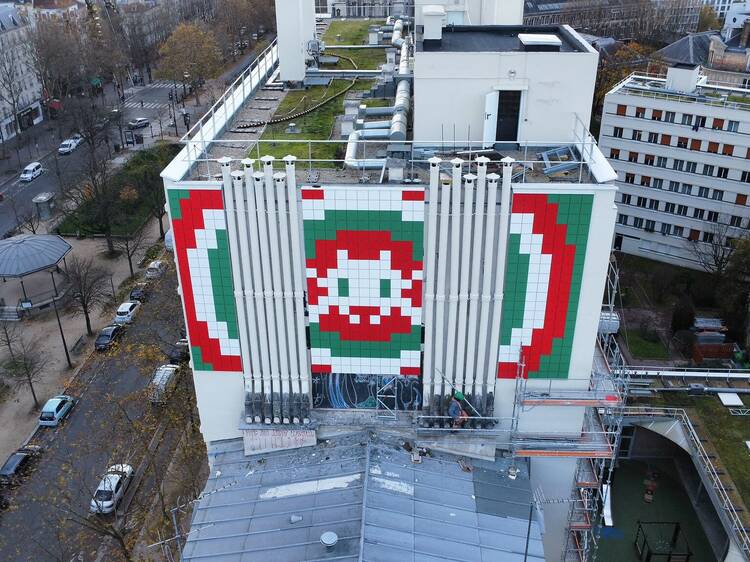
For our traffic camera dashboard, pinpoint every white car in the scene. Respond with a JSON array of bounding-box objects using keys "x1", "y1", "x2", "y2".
[
  {"x1": 113, "y1": 301, "x2": 140, "y2": 325},
  {"x1": 19, "y1": 162, "x2": 42, "y2": 182},
  {"x1": 145, "y1": 260, "x2": 166, "y2": 280},
  {"x1": 58, "y1": 134, "x2": 83, "y2": 154},
  {"x1": 89, "y1": 464, "x2": 133, "y2": 514},
  {"x1": 38, "y1": 395, "x2": 75, "y2": 427},
  {"x1": 127, "y1": 117, "x2": 149, "y2": 130}
]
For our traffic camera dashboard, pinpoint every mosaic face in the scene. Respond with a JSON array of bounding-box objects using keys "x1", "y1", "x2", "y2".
[
  {"x1": 498, "y1": 193, "x2": 593, "y2": 379},
  {"x1": 302, "y1": 185, "x2": 424, "y2": 376}
]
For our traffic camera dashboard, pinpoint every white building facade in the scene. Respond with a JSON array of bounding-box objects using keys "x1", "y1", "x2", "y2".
[{"x1": 599, "y1": 66, "x2": 750, "y2": 270}]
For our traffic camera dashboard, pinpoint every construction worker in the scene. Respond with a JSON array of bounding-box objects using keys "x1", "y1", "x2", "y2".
[{"x1": 448, "y1": 391, "x2": 469, "y2": 428}]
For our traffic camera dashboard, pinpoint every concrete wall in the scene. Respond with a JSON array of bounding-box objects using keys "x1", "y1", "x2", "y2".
[{"x1": 413, "y1": 37, "x2": 598, "y2": 145}]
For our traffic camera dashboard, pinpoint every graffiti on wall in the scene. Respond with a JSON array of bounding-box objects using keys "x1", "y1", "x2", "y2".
[{"x1": 312, "y1": 373, "x2": 423, "y2": 410}]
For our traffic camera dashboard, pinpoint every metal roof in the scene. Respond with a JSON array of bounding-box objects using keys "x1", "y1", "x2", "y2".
[
  {"x1": 182, "y1": 432, "x2": 545, "y2": 562},
  {"x1": 655, "y1": 32, "x2": 715, "y2": 66},
  {"x1": 0, "y1": 234, "x2": 71, "y2": 277}
]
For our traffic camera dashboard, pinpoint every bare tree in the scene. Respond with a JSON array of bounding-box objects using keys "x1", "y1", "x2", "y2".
[
  {"x1": 113, "y1": 228, "x2": 148, "y2": 278},
  {"x1": 0, "y1": 35, "x2": 27, "y2": 167},
  {"x1": 687, "y1": 222, "x2": 746, "y2": 278},
  {"x1": 1, "y1": 337, "x2": 47, "y2": 408},
  {"x1": 7, "y1": 193, "x2": 41, "y2": 235},
  {"x1": 0, "y1": 321, "x2": 20, "y2": 361},
  {"x1": 65, "y1": 255, "x2": 111, "y2": 336}
]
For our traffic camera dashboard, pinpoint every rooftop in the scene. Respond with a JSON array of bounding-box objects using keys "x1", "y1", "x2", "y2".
[
  {"x1": 654, "y1": 32, "x2": 715, "y2": 66},
  {"x1": 0, "y1": 4, "x2": 27, "y2": 33},
  {"x1": 182, "y1": 431, "x2": 544, "y2": 562},
  {"x1": 416, "y1": 25, "x2": 588, "y2": 53}
]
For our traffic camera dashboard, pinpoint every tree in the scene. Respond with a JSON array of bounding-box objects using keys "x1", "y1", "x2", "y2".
[
  {"x1": 671, "y1": 294, "x2": 696, "y2": 334},
  {"x1": 7, "y1": 193, "x2": 41, "y2": 235},
  {"x1": 157, "y1": 23, "x2": 222, "y2": 106},
  {"x1": 1, "y1": 337, "x2": 47, "y2": 409},
  {"x1": 65, "y1": 255, "x2": 111, "y2": 336},
  {"x1": 113, "y1": 227, "x2": 148, "y2": 278},
  {"x1": 0, "y1": 321, "x2": 20, "y2": 361},
  {"x1": 698, "y1": 5, "x2": 722, "y2": 32},
  {"x1": 593, "y1": 42, "x2": 653, "y2": 116},
  {"x1": 686, "y1": 222, "x2": 742, "y2": 278},
  {"x1": 0, "y1": 33, "x2": 27, "y2": 167}
]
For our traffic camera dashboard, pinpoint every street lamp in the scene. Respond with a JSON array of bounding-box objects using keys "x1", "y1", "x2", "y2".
[
  {"x1": 111, "y1": 108, "x2": 124, "y2": 146},
  {"x1": 182, "y1": 72, "x2": 189, "y2": 108}
]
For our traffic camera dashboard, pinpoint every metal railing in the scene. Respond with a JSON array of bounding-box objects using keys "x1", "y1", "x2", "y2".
[{"x1": 623, "y1": 405, "x2": 750, "y2": 557}]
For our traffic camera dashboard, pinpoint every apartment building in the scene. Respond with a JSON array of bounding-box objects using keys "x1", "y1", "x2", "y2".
[
  {"x1": 0, "y1": 4, "x2": 44, "y2": 144},
  {"x1": 599, "y1": 64, "x2": 750, "y2": 269}
]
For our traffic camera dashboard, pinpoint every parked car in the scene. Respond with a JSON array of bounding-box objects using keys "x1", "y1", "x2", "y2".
[
  {"x1": 167, "y1": 338, "x2": 190, "y2": 364},
  {"x1": 0, "y1": 445, "x2": 42, "y2": 487},
  {"x1": 19, "y1": 162, "x2": 42, "y2": 182},
  {"x1": 57, "y1": 134, "x2": 83, "y2": 154},
  {"x1": 129, "y1": 283, "x2": 148, "y2": 302},
  {"x1": 127, "y1": 117, "x2": 149, "y2": 130},
  {"x1": 148, "y1": 364, "x2": 180, "y2": 404},
  {"x1": 95, "y1": 325, "x2": 124, "y2": 351},
  {"x1": 38, "y1": 395, "x2": 75, "y2": 427},
  {"x1": 113, "y1": 301, "x2": 141, "y2": 325},
  {"x1": 145, "y1": 260, "x2": 166, "y2": 280},
  {"x1": 89, "y1": 464, "x2": 134, "y2": 514}
]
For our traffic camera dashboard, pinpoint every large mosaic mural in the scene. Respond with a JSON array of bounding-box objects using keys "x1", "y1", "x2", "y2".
[
  {"x1": 498, "y1": 193, "x2": 593, "y2": 379},
  {"x1": 168, "y1": 188, "x2": 242, "y2": 372},
  {"x1": 301, "y1": 185, "x2": 425, "y2": 376}
]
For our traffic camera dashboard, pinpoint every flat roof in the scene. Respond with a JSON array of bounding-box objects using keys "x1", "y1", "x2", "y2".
[{"x1": 417, "y1": 25, "x2": 588, "y2": 53}]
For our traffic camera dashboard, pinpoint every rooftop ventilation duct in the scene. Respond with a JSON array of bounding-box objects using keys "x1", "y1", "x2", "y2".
[
  {"x1": 666, "y1": 64, "x2": 700, "y2": 94},
  {"x1": 423, "y1": 5, "x2": 445, "y2": 46}
]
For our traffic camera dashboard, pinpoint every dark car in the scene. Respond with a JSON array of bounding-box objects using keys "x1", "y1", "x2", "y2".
[
  {"x1": 167, "y1": 338, "x2": 190, "y2": 364},
  {"x1": 95, "y1": 325, "x2": 123, "y2": 351},
  {"x1": 0, "y1": 445, "x2": 42, "y2": 486},
  {"x1": 129, "y1": 284, "x2": 148, "y2": 302}
]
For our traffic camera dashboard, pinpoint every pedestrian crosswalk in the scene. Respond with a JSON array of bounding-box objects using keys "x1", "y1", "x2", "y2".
[
  {"x1": 121, "y1": 101, "x2": 170, "y2": 109},
  {"x1": 145, "y1": 80, "x2": 177, "y2": 89}
]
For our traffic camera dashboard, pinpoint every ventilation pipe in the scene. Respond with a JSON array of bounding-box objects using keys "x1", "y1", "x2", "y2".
[{"x1": 392, "y1": 18, "x2": 404, "y2": 47}]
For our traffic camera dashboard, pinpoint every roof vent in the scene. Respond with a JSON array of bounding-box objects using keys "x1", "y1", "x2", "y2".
[
  {"x1": 320, "y1": 531, "x2": 339, "y2": 551},
  {"x1": 518, "y1": 33, "x2": 562, "y2": 52},
  {"x1": 423, "y1": 5, "x2": 445, "y2": 46}
]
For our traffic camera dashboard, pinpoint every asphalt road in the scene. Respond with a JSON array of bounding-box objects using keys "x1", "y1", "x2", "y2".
[{"x1": 0, "y1": 265, "x2": 184, "y2": 561}]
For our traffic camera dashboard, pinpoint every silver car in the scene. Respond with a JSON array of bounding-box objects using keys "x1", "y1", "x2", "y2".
[
  {"x1": 89, "y1": 464, "x2": 133, "y2": 514},
  {"x1": 38, "y1": 395, "x2": 74, "y2": 427}
]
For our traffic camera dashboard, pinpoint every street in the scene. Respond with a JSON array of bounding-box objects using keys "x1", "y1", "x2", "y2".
[{"x1": 0, "y1": 265, "x2": 185, "y2": 561}]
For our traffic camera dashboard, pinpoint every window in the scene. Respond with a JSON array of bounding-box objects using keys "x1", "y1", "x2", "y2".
[
  {"x1": 696, "y1": 116, "x2": 707, "y2": 128},
  {"x1": 717, "y1": 167, "x2": 729, "y2": 179},
  {"x1": 712, "y1": 118, "x2": 724, "y2": 130},
  {"x1": 722, "y1": 144, "x2": 734, "y2": 156},
  {"x1": 645, "y1": 219, "x2": 655, "y2": 232},
  {"x1": 633, "y1": 217, "x2": 644, "y2": 229},
  {"x1": 625, "y1": 173, "x2": 635, "y2": 184},
  {"x1": 694, "y1": 208, "x2": 705, "y2": 219},
  {"x1": 681, "y1": 183, "x2": 693, "y2": 195},
  {"x1": 731, "y1": 215, "x2": 743, "y2": 227},
  {"x1": 640, "y1": 176, "x2": 651, "y2": 187},
  {"x1": 673, "y1": 159, "x2": 684, "y2": 171},
  {"x1": 664, "y1": 202, "x2": 676, "y2": 213},
  {"x1": 618, "y1": 214, "x2": 629, "y2": 225},
  {"x1": 628, "y1": 151, "x2": 639, "y2": 163},
  {"x1": 661, "y1": 223, "x2": 672, "y2": 235},
  {"x1": 637, "y1": 196, "x2": 647, "y2": 207},
  {"x1": 669, "y1": 181, "x2": 680, "y2": 192},
  {"x1": 632, "y1": 129, "x2": 643, "y2": 141},
  {"x1": 702, "y1": 231, "x2": 714, "y2": 243},
  {"x1": 698, "y1": 186, "x2": 710, "y2": 198},
  {"x1": 621, "y1": 193, "x2": 632, "y2": 205},
  {"x1": 635, "y1": 107, "x2": 646, "y2": 118},
  {"x1": 649, "y1": 199, "x2": 659, "y2": 210},
  {"x1": 728, "y1": 120, "x2": 739, "y2": 132},
  {"x1": 690, "y1": 139, "x2": 702, "y2": 151},
  {"x1": 686, "y1": 162, "x2": 697, "y2": 173},
  {"x1": 644, "y1": 154, "x2": 654, "y2": 166},
  {"x1": 660, "y1": 134, "x2": 671, "y2": 146},
  {"x1": 737, "y1": 193, "x2": 748, "y2": 205},
  {"x1": 689, "y1": 228, "x2": 700, "y2": 241},
  {"x1": 702, "y1": 164, "x2": 715, "y2": 176},
  {"x1": 648, "y1": 131, "x2": 658, "y2": 143},
  {"x1": 652, "y1": 109, "x2": 662, "y2": 120},
  {"x1": 616, "y1": 104, "x2": 627, "y2": 116},
  {"x1": 677, "y1": 204, "x2": 688, "y2": 216},
  {"x1": 653, "y1": 178, "x2": 664, "y2": 189},
  {"x1": 713, "y1": 189, "x2": 724, "y2": 200},
  {"x1": 743, "y1": 170, "x2": 750, "y2": 183},
  {"x1": 614, "y1": 127, "x2": 623, "y2": 138},
  {"x1": 707, "y1": 210, "x2": 719, "y2": 222},
  {"x1": 610, "y1": 148, "x2": 620, "y2": 159},
  {"x1": 677, "y1": 137, "x2": 688, "y2": 148},
  {"x1": 665, "y1": 111, "x2": 675, "y2": 123},
  {"x1": 673, "y1": 225, "x2": 684, "y2": 237},
  {"x1": 656, "y1": 156, "x2": 667, "y2": 168},
  {"x1": 708, "y1": 142, "x2": 719, "y2": 154},
  {"x1": 682, "y1": 114, "x2": 693, "y2": 125}
]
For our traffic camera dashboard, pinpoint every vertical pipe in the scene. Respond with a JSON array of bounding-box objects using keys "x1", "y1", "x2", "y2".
[
  {"x1": 422, "y1": 157, "x2": 442, "y2": 416},
  {"x1": 231, "y1": 169, "x2": 262, "y2": 422},
  {"x1": 476, "y1": 172, "x2": 500, "y2": 410},
  {"x1": 284, "y1": 155, "x2": 311, "y2": 422},
  {"x1": 253, "y1": 170, "x2": 279, "y2": 423},
  {"x1": 261, "y1": 156, "x2": 286, "y2": 424},
  {"x1": 273, "y1": 171, "x2": 295, "y2": 424},
  {"x1": 467, "y1": 156, "x2": 489, "y2": 403},
  {"x1": 455, "y1": 173, "x2": 476, "y2": 395},
  {"x1": 485, "y1": 158, "x2": 515, "y2": 415},
  {"x1": 443, "y1": 158, "x2": 463, "y2": 398},
  {"x1": 433, "y1": 177, "x2": 452, "y2": 415}
]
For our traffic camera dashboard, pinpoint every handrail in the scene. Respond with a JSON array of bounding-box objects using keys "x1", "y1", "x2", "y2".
[{"x1": 623, "y1": 406, "x2": 750, "y2": 556}]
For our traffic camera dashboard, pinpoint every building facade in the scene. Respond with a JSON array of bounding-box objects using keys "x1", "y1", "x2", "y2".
[
  {"x1": 0, "y1": 4, "x2": 44, "y2": 145},
  {"x1": 599, "y1": 65, "x2": 750, "y2": 269}
]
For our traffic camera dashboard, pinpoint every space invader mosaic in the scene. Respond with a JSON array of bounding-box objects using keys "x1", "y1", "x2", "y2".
[
  {"x1": 498, "y1": 193, "x2": 593, "y2": 379},
  {"x1": 301, "y1": 185, "x2": 425, "y2": 376},
  {"x1": 167, "y1": 188, "x2": 242, "y2": 372}
]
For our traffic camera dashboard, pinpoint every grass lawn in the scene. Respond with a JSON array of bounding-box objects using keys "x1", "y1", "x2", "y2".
[
  {"x1": 254, "y1": 80, "x2": 373, "y2": 163},
  {"x1": 323, "y1": 48, "x2": 386, "y2": 70},
  {"x1": 322, "y1": 19, "x2": 383, "y2": 44},
  {"x1": 623, "y1": 329, "x2": 669, "y2": 360}
]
